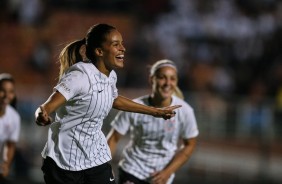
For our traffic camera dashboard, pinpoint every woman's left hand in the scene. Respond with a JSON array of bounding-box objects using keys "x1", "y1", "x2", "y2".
[{"x1": 155, "y1": 105, "x2": 181, "y2": 120}]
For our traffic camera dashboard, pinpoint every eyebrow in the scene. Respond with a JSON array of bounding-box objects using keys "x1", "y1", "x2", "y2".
[{"x1": 111, "y1": 40, "x2": 123, "y2": 44}]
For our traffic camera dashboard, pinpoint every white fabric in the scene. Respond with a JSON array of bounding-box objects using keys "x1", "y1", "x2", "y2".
[
  {"x1": 0, "y1": 105, "x2": 21, "y2": 162},
  {"x1": 111, "y1": 95, "x2": 199, "y2": 183},
  {"x1": 42, "y1": 62, "x2": 118, "y2": 171}
]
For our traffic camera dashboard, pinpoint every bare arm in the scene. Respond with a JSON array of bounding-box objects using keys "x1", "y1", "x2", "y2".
[
  {"x1": 107, "y1": 129, "x2": 123, "y2": 157},
  {"x1": 113, "y1": 95, "x2": 181, "y2": 120},
  {"x1": 151, "y1": 138, "x2": 197, "y2": 184},
  {"x1": 0, "y1": 141, "x2": 16, "y2": 178},
  {"x1": 35, "y1": 91, "x2": 66, "y2": 126}
]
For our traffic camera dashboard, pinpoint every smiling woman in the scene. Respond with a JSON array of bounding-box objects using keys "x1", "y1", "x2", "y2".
[
  {"x1": 0, "y1": 73, "x2": 21, "y2": 183},
  {"x1": 34, "y1": 23, "x2": 181, "y2": 184},
  {"x1": 107, "y1": 59, "x2": 199, "y2": 184}
]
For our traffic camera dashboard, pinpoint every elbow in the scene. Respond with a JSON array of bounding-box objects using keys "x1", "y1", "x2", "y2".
[{"x1": 182, "y1": 138, "x2": 197, "y2": 159}]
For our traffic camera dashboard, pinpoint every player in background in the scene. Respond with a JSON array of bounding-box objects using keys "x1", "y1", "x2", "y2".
[
  {"x1": 35, "y1": 24, "x2": 180, "y2": 184},
  {"x1": 107, "y1": 59, "x2": 199, "y2": 184},
  {"x1": 0, "y1": 73, "x2": 21, "y2": 183}
]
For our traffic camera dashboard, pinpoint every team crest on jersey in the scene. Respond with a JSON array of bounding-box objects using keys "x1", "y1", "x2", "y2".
[
  {"x1": 165, "y1": 118, "x2": 175, "y2": 131},
  {"x1": 60, "y1": 83, "x2": 70, "y2": 93}
]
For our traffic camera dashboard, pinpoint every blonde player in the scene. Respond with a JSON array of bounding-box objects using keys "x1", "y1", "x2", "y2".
[
  {"x1": 0, "y1": 73, "x2": 21, "y2": 183},
  {"x1": 107, "y1": 60, "x2": 199, "y2": 184},
  {"x1": 35, "y1": 24, "x2": 180, "y2": 184}
]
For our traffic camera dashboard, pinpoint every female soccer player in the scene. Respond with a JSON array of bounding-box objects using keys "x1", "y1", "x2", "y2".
[
  {"x1": 107, "y1": 59, "x2": 199, "y2": 184},
  {"x1": 35, "y1": 24, "x2": 180, "y2": 184},
  {"x1": 0, "y1": 73, "x2": 21, "y2": 183}
]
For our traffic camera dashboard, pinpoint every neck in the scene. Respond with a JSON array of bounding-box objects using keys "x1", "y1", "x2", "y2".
[
  {"x1": 0, "y1": 106, "x2": 6, "y2": 117},
  {"x1": 149, "y1": 95, "x2": 172, "y2": 108},
  {"x1": 94, "y1": 61, "x2": 111, "y2": 77}
]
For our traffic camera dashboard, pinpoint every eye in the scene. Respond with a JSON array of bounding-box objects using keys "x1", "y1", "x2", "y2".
[{"x1": 156, "y1": 75, "x2": 165, "y2": 80}]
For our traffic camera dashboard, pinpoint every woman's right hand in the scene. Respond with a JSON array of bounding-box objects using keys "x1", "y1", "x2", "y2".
[{"x1": 35, "y1": 106, "x2": 52, "y2": 126}]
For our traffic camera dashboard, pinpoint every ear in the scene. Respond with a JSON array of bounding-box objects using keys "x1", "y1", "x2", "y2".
[{"x1": 95, "y1": 48, "x2": 103, "y2": 56}]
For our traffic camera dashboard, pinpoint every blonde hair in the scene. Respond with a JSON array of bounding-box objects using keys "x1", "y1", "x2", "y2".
[{"x1": 150, "y1": 59, "x2": 184, "y2": 99}]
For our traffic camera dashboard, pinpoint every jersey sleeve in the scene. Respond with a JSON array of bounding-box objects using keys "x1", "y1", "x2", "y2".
[
  {"x1": 180, "y1": 108, "x2": 199, "y2": 139},
  {"x1": 54, "y1": 69, "x2": 86, "y2": 101},
  {"x1": 111, "y1": 111, "x2": 131, "y2": 135}
]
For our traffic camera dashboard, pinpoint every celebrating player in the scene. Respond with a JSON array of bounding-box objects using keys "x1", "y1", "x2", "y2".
[
  {"x1": 107, "y1": 59, "x2": 199, "y2": 184},
  {"x1": 0, "y1": 73, "x2": 21, "y2": 183},
  {"x1": 35, "y1": 24, "x2": 181, "y2": 184}
]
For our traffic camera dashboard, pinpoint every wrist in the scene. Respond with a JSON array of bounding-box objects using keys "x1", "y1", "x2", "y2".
[{"x1": 151, "y1": 107, "x2": 160, "y2": 117}]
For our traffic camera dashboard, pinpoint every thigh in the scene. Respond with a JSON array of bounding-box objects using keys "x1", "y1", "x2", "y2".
[
  {"x1": 118, "y1": 168, "x2": 149, "y2": 184},
  {"x1": 84, "y1": 162, "x2": 116, "y2": 184},
  {"x1": 42, "y1": 157, "x2": 83, "y2": 184}
]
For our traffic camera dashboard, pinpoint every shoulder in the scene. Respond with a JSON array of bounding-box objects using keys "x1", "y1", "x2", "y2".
[
  {"x1": 172, "y1": 96, "x2": 194, "y2": 112},
  {"x1": 67, "y1": 62, "x2": 91, "y2": 74},
  {"x1": 62, "y1": 62, "x2": 91, "y2": 81},
  {"x1": 7, "y1": 105, "x2": 20, "y2": 117},
  {"x1": 133, "y1": 95, "x2": 149, "y2": 105},
  {"x1": 6, "y1": 105, "x2": 21, "y2": 123}
]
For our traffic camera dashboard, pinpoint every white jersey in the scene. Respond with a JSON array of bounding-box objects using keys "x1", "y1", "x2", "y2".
[
  {"x1": 42, "y1": 62, "x2": 118, "y2": 171},
  {"x1": 0, "y1": 105, "x2": 21, "y2": 162},
  {"x1": 111, "y1": 95, "x2": 199, "y2": 183}
]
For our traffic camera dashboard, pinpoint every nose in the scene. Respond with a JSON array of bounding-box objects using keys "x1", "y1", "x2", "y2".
[
  {"x1": 163, "y1": 79, "x2": 170, "y2": 86},
  {"x1": 120, "y1": 44, "x2": 126, "y2": 52}
]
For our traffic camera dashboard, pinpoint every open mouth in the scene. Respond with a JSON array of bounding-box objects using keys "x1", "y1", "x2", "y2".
[
  {"x1": 162, "y1": 86, "x2": 172, "y2": 92},
  {"x1": 116, "y1": 55, "x2": 124, "y2": 61}
]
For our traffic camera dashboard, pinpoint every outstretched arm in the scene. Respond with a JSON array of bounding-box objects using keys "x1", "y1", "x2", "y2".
[
  {"x1": 35, "y1": 91, "x2": 66, "y2": 126},
  {"x1": 113, "y1": 95, "x2": 181, "y2": 120},
  {"x1": 151, "y1": 138, "x2": 197, "y2": 184}
]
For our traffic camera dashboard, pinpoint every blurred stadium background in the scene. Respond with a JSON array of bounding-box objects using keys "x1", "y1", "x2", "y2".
[{"x1": 1, "y1": 0, "x2": 282, "y2": 183}]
